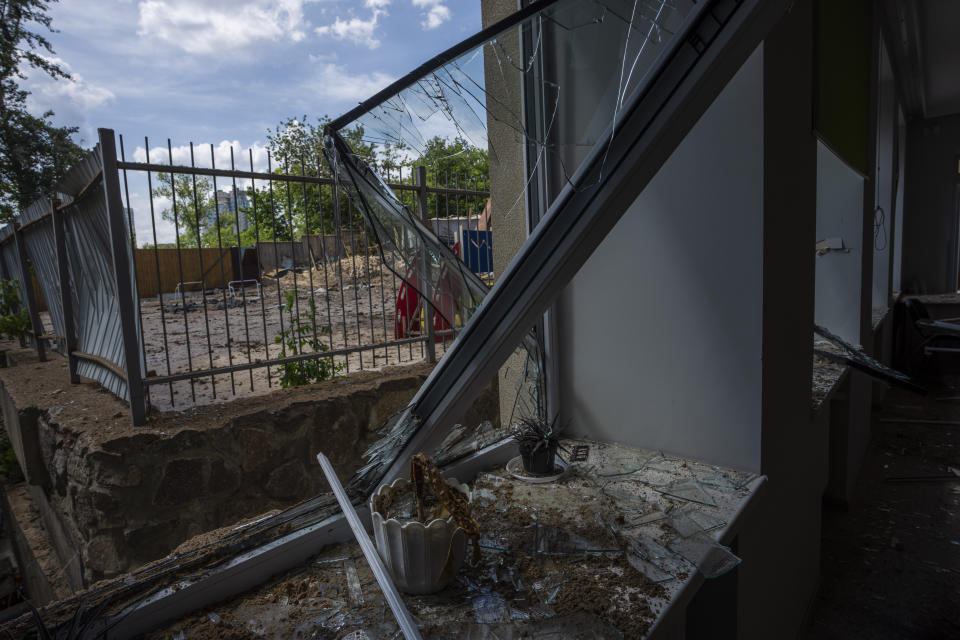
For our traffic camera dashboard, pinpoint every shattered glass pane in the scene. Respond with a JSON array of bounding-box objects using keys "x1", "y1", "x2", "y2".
[
  {"x1": 336, "y1": 0, "x2": 696, "y2": 211},
  {"x1": 666, "y1": 505, "x2": 706, "y2": 538},
  {"x1": 328, "y1": 0, "x2": 700, "y2": 499}
]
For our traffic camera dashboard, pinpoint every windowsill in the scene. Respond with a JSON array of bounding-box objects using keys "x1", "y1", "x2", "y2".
[{"x1": 141, "y1": 439, "x2": 766, "y2": 639}]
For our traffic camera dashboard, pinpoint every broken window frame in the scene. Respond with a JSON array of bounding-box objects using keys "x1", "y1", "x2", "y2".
[
  {"x1": 325, "y1": 0, "x2": 789, "y2": 493},
  {"x1": 30, "y1": 1, "x2": 793, "y2": 636}
]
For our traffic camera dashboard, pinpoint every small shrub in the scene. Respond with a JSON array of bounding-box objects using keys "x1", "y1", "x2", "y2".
[
  {"x1": 273, "y1": 291, "x2": 344, "y2": 387},
  {"x1": 0, "y1": 279, "x2": 29, "y2": 340},
  {"x1": 0, "y1": 425, "x2": 24, "y2": 482}
]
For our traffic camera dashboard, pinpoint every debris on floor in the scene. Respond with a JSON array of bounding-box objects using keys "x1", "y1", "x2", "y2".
[{"x1": 147, "y1": 439, "x2": 761, "y2": 639}]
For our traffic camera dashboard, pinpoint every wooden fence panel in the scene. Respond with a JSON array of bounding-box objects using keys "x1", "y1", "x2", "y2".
[{"x1": 134, "y1": 248, "x2": 237, "y2": 298}]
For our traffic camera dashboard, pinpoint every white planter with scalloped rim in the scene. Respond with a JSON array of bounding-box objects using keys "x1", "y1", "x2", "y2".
[{"x1": 370, "y1": 476, "x2": 471, "y2": 594}]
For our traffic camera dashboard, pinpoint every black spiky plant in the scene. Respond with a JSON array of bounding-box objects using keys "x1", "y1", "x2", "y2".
[{"x1": 512, "y1": 416, "x2": 565, "y2": 474}]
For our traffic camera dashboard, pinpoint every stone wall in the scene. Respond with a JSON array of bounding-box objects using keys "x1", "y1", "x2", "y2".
[{"x1": 0, "y1": 346, "x2": 436, "y2": 585}]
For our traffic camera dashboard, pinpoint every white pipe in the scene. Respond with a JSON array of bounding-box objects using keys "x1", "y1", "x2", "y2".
[{"x1": 316, "y1": 452, "x2": 423, "y2": 640}]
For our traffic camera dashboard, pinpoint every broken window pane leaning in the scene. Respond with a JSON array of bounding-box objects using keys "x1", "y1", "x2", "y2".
[{"x1": 327, "y1": 0, "x2": 698, "y2": 499}]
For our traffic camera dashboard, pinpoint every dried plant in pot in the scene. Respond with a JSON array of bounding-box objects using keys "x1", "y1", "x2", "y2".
[
  {"x1": 513, "y1": 416, "x2": 566, "y2": 475},
  {"x1": 369, "y1": 453, "x2": 480, "y2": 594}
]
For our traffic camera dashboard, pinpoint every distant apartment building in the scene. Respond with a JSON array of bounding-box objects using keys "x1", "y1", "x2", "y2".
[{"x1": 215, "y1": 186, "x2": 251, "y2": 232}]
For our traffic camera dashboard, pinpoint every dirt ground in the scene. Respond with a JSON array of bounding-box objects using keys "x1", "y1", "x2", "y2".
[
  {"x1": 804, "y1": 376, "x2": 960, "y2": 639},
  {"x1": 134, "y1": 255, "x2": 452, "y2": 411},
  {"x1": 0, "y1": 341, "x2": 432, "y2": 449}
]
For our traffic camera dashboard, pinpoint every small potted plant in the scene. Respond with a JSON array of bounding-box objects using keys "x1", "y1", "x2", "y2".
[{"x1": 513, "y1": 416, "x2": 565, "y2": 475}]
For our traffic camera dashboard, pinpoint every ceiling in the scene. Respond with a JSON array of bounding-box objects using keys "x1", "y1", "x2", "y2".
[{"x1": 881, "y1": 0, "x2": 960, "y2": 119}]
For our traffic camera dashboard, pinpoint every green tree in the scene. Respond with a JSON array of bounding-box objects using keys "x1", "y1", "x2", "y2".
[
  {"x1": 153, "y1": 173, "x2": 216, "y2": 249},
  {"x1": 266, "y1": 115, "x2": 378, "y2": 238},
  {"x1": 0, "y1": 0, "x2": 86, "y2": 222},
  {"x1": 415, "y1": 136, "x2": 489, "y2": 220}
]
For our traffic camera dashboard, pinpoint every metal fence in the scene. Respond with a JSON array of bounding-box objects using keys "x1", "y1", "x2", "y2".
[{"x1": 0, "y1": 128, "x2": 490, "y2": 424}]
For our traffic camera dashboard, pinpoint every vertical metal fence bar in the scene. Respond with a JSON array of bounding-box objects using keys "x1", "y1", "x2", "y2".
[
  {"x1": 167, "y1": 140, "x2": 197, "y2": 403},
  {"x1": 373, "y1": 203, "x2": 390, "y2": 365},
  {"x1": 13, "y1": 225, "x2": 46, "y2": 361},
  {"x1": 51, "y1": 201, "x2": 79, "y2": 383},
  {"x1": 265, "y1": 154, "x2": 289, "y2": 377},
  {"x1": 332, "y1": 182, "x2": 350, "y2": 373},
  {"x1": 415, "y1": 166, "x2": 436, "y2": 363},
  {"x1": 99, "y1": 128, "x2": 146, "y2": 425},
  {"x1": 281, "y1": 159, "x2": 305, "y2": 380},
  {"x1": 403, "y1": 167, "x2": 415, "y2": 362},
  {"x1": 188, "y1": 143, "x2": 218, "y2": 397},
  {"x1": 346, "y1": 197, "x2": 363, "y2": 370},
  {"x1": 144, "y1": 139, "x2": 175, "y2": 406},
  {"x1": 230, "y1": 147, "x2": 255, "y2": 391},
  {"x1": 248, "y1": 149, "x2": 273, "y2": 388},
  {"x1": 144, "y1": 140, "x2": 175, "y2": 405},
  {"x1": 313, "y1": 161, "x2": 337, "y2": 359},
  {"x1": 209, "y1": 144, "x2": 236, "y2": 395},
  {"x1": 298, "y1": 156, "x2": 320, "y2": 352},
  {"x1": 361, "y1": 208, "x2": 377, "y2": 367},
  {"x1": 119, "y1": 135, "x2": 152, "y2": 410}
]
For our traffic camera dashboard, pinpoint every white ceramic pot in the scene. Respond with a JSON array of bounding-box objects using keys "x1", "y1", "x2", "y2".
[{"x1": 369, "y1": 476, "x2": 471, "y2": 594}]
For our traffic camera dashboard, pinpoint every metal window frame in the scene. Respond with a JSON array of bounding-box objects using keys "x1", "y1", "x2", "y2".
[
  {"x1": 103, "y1": 0, "x2": 791, "y2": 634},
  {"x1": 366, "y1": 0, "x2": 793, "y2": 486}
]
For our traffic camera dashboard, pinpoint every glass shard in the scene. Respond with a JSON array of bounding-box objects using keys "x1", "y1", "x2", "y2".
[
  {"x1": 668, "y1": 535, "x2": 741, "y2": 579},
  {"x1": 654, "y1": 479, "x2": 717, "y2": 507}
]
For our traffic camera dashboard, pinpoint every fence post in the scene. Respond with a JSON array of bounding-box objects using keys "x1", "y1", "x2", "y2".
[
  {"x1": 51, "y1": 200, "x2": 79, "y2": 383},
  {"x1": 415, "y1": 166, "x2": 436, "y2": 363},
  {"x1": 98, "y1": 128, "x2": 147, "y2": 426},
  {"x1": 13, "y1": 224, "x2": 46, "y2": 362}
]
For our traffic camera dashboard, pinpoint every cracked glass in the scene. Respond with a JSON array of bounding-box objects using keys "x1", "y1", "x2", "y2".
[{"x1": 325, "y1": 0, "x2": 699, "y2": 497}]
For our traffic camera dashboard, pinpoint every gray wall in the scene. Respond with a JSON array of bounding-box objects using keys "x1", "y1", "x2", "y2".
[
  {"x1": 893, "y1": 109, "x2": 906, "y2": 291},
  {"x1": 872, "y1": 44, "x2": 896, "y2": 309},
  {"x1": 557, "y1": 48, "x2": 765, "y2": 472},
  {"x1": 903, "y1": 113, "x2": 960, "y2": 293},
  {"x1": 815, "y1": 141, "x2": 865, "y2": 344}
]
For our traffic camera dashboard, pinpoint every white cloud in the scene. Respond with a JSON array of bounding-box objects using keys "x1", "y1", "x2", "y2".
[
  {"x1": 25, "y1": 56, "x2": 114, "y2": 112},
  {"x1": 311, "y1": 61, "x2": 393, "y2": 102},
  {"x1": 314, "y1": 0, "x2": 388, "y2": 49},
  {"x1": 22, "y1": 55, "x2": 114, "y2": 144},
  {"x1": 137, "y1": 0, "x2": 314, "y2": 55},
  {"x1": 412, "y1": 0, "x2": 450, "y2": 30},
  {"x1": 132, "y1": 139, "x2": 271, "y2": 174}
]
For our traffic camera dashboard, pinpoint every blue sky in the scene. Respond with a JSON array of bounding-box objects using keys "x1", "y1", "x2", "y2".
[
  {"x1": 28, "y1": 0, "x2": 482, "y2": 152},
  {"x1": 22, "y1": 0, "x2": 482, "y2": 243}
]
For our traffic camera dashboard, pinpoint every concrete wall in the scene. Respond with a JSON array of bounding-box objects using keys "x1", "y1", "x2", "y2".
[
  {"x1": 0, "y1": 354, "x2": 433, "y2": 585},
  {"x1": 557, "y1": 48, "x2": 765, "y2": 472},
  {"x1": 815, "y1": 141, "x2": 865, "y2": 344},
  {"x1": 903, "y1": 114, "x2": 960, "y2": 293},
  {"x1": 482, "y1": 0, "x2": 534, "y2": 426}
]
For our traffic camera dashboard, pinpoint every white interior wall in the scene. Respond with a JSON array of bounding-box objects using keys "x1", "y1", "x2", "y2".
[
  {"x1": 556, "y1": 48, "x2": 764, "y2": 472},
  {"x1": 815, "y1": 141, "x2": 865, "y2": 344}
]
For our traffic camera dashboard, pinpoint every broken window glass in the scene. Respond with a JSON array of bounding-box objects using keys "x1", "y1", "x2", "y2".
[{"x1": 327, "y1": 0, "x2": 700, "y2": 500}]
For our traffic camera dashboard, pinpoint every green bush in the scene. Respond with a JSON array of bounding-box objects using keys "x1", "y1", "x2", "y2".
[
  {"x1": 273, "y1": 291, "x2": 344, "y2": 387},
  {"x1": 0, "y1": 425, "x2": 23, "y2": 482},
  {"x1": 0, "y1": 279, "x2": 30, "y2": 340}
]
